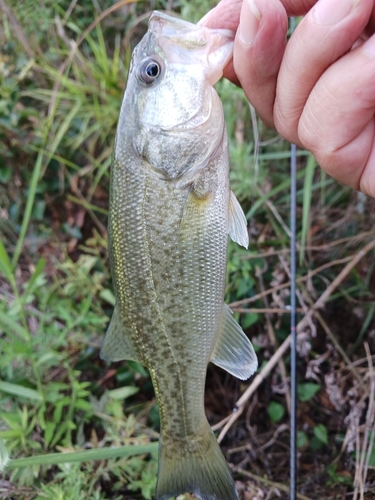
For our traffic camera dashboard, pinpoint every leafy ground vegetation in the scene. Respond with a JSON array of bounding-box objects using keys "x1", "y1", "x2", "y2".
[{"x1": 1, "y1": 0, "x2": 375, "y2": 499}]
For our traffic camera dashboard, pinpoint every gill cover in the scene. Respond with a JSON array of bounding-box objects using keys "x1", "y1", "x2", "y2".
[{"x1": 131, "y1": 12, "x2": 235, "y2": 180}]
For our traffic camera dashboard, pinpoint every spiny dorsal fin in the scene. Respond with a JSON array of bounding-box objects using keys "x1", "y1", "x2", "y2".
[
  {"x1": 211, "y1": 304, "x2": 257, "y2": 380},
  {"x1": 100, "y1": 305, "x2": 139, "y2": 362},
  {"x1": 228, "y1": 190, "x2": 249, "y2": 249}
]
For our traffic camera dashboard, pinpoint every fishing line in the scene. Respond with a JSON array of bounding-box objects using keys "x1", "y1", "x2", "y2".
[{"x1": 289, "y1": 17, "x2": 298, "y2": 500}]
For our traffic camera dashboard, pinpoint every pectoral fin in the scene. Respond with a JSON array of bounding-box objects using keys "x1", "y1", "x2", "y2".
[
  {"x1": 100, "y1": 305, "x2": 139, "y2": 362},
  {"x1": 228, "y1": 190, "x2": 249, "y2": 249},
  {"x1": 211, "y1": 304, "x2": 257, "y2": 380}
]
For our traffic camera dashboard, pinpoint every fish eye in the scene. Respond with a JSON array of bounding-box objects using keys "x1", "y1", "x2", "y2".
[{"x1": 139, "y1": 58, "x2": 162, "y2": 84}]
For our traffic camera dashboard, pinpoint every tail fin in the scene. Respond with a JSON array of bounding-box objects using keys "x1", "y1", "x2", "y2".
[{"x1": 155, "y1": 425, "x2": 237, "y2": 500}]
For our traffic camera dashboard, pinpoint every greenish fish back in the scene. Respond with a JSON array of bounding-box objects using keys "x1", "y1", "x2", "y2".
[
  {"x1": 155, "y1": 423, "x2": 237, "y2": 500},
  {"x1": 211, "y1": 304, "x2": 258, "y2": 380},
  {"x1": 99, "y1": 305, "x2": 139, "y2": 362}
]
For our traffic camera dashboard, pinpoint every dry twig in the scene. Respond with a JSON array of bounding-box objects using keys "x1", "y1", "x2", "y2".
[
  {"x1": 48, "y1": 0, "x2": 138, "y2": 116},
  {"x1": 243, "y1": 231, "x2": 374, "y2": 260},
  {"x1": 236, "y1": 468, "x2": 313, "y2": 500},
  {"x1": 0, "y1": 0, "x2": 39, "y2": 58},
  {"x1": 256, "y1": 264, "x2": 291, "y2": 413},
  {"x1": 297, "y1": 239, "x2": 375, "y2": 333},
  {"x1": 216, "y1": 239, "x2": 375, "y2": 442},
  {"x1": 229, "y1": 255, "x2": 355, "y2": 309},
  {"x1": 353, "y1": 343, "x2": 375, "y2": 500},
  {"x1": 217, "y1": 335, "x2": 291, "y2": 442},
  {"x1": 297, "y1": 280, "x2": 363, "y2": 386}
]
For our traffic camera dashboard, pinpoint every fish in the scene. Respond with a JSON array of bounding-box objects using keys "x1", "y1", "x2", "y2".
[{"x1": 100, "y1": 11, "x2": 258, "y2": 500}]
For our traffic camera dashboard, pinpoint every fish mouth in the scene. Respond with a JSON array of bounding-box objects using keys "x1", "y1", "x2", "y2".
[
  {"x1": 148, "y1": 11, "x2": 234, "y2": 86},
  {"x1": 149, "y1": 12, "x2": 205, "y2": 36},
  {"x1": 149, "y1": 11, "x2": 234, "y2": 41}
]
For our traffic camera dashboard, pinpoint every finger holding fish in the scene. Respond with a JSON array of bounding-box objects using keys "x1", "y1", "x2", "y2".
[{"x1": 201, "y1": 0, "x2": 375, "y2": 197}]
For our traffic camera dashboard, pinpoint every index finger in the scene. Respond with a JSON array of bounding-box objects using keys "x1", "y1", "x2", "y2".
[{"x1": 200, "y1": 0, "x2": 288, "y2": 125}]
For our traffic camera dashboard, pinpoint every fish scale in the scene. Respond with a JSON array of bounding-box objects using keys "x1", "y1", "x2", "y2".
[
  {"x1": 144, "y1": 174, "x2": 224, "y2": 437},
  {"x1": 100, "y1": 11, "x2": 258, "y2": 500}
]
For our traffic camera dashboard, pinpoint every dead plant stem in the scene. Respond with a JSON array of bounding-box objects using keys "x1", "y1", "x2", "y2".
[
  {"x1": 217, "y1": 239, "x2": 375, "y2": 442},
  {"x1": 256, "y1": 265, "x2": 291, "y2": 414},
  {"x1": 0, "y1": 0, "x2": 39, "y2": 58},
  {"x1": 230, "y1": 255, "x2": 354, "y2": 309},
  {"x1": 236, "y1": 468, "x2": 312, "y2": 500}
]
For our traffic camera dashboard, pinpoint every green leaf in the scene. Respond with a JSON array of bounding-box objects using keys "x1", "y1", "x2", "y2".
[
  {"x1": 107, "y1": 386, "x2": 139, "y2": 400},
  {"x1": 0, "y1": 311, "x2": 29, "y2": 341},
  {"x1": 267, "y1": 401, "x2": 285, "y2": 422},
  {"x1": 12, "y1": 148, "x2": 44, "y2": 269},
  {"x1": 297, "y1": 431, "x2": 308, "y2": 448},
  {"x1": 99, "y1": 288, "x2": 116, "y2": 306},
  {"x1": 149, "y1": 404, "x2": 160, "y2": 429},
  {"x1": 298, "y1": 383, "x2": 321, "y2": 402},
  {"x1": 50, "y1": 422, "x2": 73, "y2": 448},
  {"x1": 314, "y1": 424, "x2": 328, "y2": 445},
  {"x1": 0, "y1": 238, "x2": 14, "y2": 283},
  {"x1": 4, "y1": 442, "x2": 159, "y2": 469},
  {"x1": 44, "y1": 383, "x2": 69, "y2": 403},
  {"x1": 127, "y1": 361, "x2": 149, "y2": 378},
  {"x1": 24, "y1": 258, "x2": 46, "y2": 297},
  {"x1": 0, "y1": 429, "x2": 23, "y2": 439},
  {"x1": 247, "y1": 168, "x2": 306, "y2": 219},
  {"x1": 0, "y1": 166, "x2": 12, "y2": 183},
  {"x1": 0, "y1": 438, "x2": 9, "y2": 471},
  {"x1": 326, "y1": 463, "x2": 353, "y2": 486},
  {"x1": 44, "y1": 422, "x2": 56, "y2": 448},
  {"x1": 0, "y1": 381, "x2": 42, "y2": 401},
  {"x1": 36, "y1": 352, "x2": 63, "y2": 367},
  {"x1": 241, "y1": 312, "x2": 259, "y2": 329},
  {"x1": 369, "y1": 446, "x2": 375, "y2": 467},
  {"x1": 299, "y1": 154, "x2": 317, "y2": 264},
  {"x1": 74, "y1": 399, "x2": 92, "y2": 412}
]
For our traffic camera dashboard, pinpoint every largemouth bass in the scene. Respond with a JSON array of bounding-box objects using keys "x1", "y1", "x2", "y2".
[{"x1": 100, "y1": 11, "x2": 257, "y2": 500}]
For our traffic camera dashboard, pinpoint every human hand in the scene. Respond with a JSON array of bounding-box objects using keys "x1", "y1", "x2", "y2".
[{"x1": 200, "y1": 0, "x2": 375, "y2": 197}]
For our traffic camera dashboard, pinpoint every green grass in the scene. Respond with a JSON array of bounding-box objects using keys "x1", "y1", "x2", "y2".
[{"x1": 1, "y1": 1, "x2": 375, "y2": 498}]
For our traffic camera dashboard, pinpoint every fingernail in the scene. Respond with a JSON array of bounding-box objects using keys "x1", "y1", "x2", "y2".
[
  {"x1": 363, "y1": 34, "x2": 375, "y2": 58},
  {"x1": 313, "y1": 0, "x2": 359, "y2": 26},
  {"x1": 238, "y1": 0, "x2": 261, "y2": 46}
]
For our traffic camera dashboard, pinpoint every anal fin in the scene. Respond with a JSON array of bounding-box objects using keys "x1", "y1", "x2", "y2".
[
  {"x1": 100, "y1": 305, "x2": 139, "y2": 362},
  {"x1": 228, "y1": 190, "x2": 249, "y2": 249},
  {"x1": 211, "y1": 304, "x2": 257, "y2": 380}
]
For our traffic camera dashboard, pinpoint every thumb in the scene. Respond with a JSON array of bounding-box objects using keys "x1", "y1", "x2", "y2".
[{"x1": 234, "y1": 0, "x2": 288, "y2": 127}]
